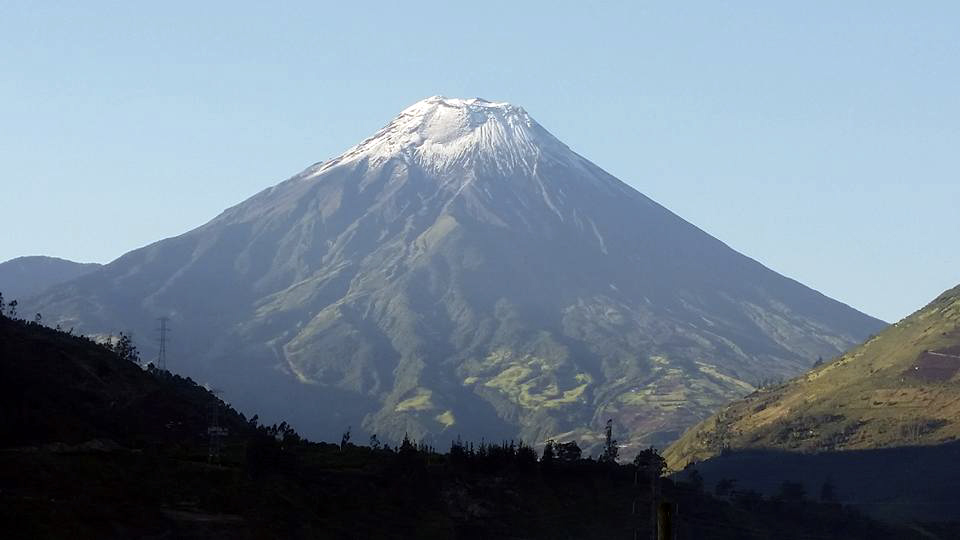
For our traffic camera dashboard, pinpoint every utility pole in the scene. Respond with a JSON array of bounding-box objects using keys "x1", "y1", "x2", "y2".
[
  {"x1": 634, "y1": 455, "x2": 675, "y2": 540},
  {"x1": 632, "y1": 458, "x2": 662, "y2": 540},
  {"x1": 632, "y1": 467, "x2": 641, "y2": 540},
  {"x1": 651, "y1": 459, "x2": 659, "y2": 540},
  {"x1": 156, "y1": 317, "x2": 170, "y2": 371}
]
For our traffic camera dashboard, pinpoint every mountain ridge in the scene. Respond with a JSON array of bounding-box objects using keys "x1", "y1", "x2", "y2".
[
  {"x1": 0, "y1": 255, "x2": 102, "y2": 302},
  {"x1": 23, "y1": 96, "x2": 886, "y2": 453}
]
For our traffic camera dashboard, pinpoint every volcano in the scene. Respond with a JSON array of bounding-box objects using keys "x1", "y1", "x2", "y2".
[{"x1": 26, "y1": 96, "x2": 885, "y2": 452}]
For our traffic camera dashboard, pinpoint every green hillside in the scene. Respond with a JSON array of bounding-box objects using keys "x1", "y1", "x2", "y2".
[{"x1": 666, "y1": 284, "x2": 960, "y2": 470}]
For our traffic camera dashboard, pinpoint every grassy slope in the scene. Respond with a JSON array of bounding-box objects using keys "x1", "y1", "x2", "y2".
[{"x1": 665, "y1": 284, "x2": 960, "y2": 470}]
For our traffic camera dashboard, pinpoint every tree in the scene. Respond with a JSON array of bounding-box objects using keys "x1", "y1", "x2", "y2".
[
  {"x1": 34, "y1": 313, "x2": 42, "y2": 325},
  {"x1": 682, "y1": 462, "x2": 704, "y2": 492},
  {"x1": 0, "y1": 292, "x2": 5, "y2": 315},
  {"x1": 633, "y1": 447, "x2": 666, "y2": 477},
  {"x1": 448, "y1": 436, "x2": 467, "y2": 465},
  {"x1": 599, "y1": 418, "x2": 619, "y2": 464},
  {"x1": 555, "y1": 441, "x2": 581, "y2": 462},
  {"x1": 340, "y1": 426, "x2": 351, "y2": 451},
  {"x1": 399, "y1": 433, "x2": 416, "y2": 456},
  {"x1": 541, "y1": 439, "x2": 556, "y2": 468},
  {"x1": 369, "y1": 433, "x2": 382, "y2": 450},
  {"x1": 7, "y1": 299, "x2": 17, "y2": 319},
  {"x1": 516, "y1": 442, "x2": 538, "y2": 471},
  {"x1": 267, "y1": 421, "x2": 300, "y2": 447},
  {"x1": 115, "y1": 333, "x2": 140, "y2": 364}
]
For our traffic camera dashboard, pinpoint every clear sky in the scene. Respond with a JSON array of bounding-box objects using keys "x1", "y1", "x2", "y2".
[{"x1": 1, "y1": 1, "x2": 957, "y2": 323}]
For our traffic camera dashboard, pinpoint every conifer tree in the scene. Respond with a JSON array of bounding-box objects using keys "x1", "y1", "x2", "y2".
[
  {"x1": 340, "y1": 426, "x2": 351, "y2": 451},
  {"x1": 600, "y1": 418, "x2": 618, "y2": 463},
  {"x1": 541, "y1": 439, "x2": 556, "y2": 468}
]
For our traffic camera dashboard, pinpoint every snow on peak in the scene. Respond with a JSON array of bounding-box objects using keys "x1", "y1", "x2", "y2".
[{"x1": 316, "y1": 96, "x2": 577, "y2": 175}]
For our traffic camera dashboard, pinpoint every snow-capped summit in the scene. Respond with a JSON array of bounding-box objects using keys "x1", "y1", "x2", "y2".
[
  {"x1": 316, "y1": 96, "x2": 577, "y2": 175},
  {"x1": 28, "y1": 96, "x2": 886, "y2": 456}
]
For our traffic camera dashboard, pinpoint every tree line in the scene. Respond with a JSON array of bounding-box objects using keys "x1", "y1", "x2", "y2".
[{"x1": 1, "y1": 291, "x2": 140, "y2": 365}]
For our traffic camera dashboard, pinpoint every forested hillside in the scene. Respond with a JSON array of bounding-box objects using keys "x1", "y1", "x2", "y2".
[{"x1": 0, "y1": 305, "x2": 946, "y2": 539}]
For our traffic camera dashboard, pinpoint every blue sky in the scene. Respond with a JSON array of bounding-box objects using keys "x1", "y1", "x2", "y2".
[{"x1": 1, "y1": 1, "x2": 957, "y2": 322}]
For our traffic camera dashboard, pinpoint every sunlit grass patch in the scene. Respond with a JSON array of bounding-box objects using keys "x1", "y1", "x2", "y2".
[
  {"x1": 435, "y1": 410, "x2": 455, "y2": 428},
  {"x1": 394, "y1": 387, "x2": 434, "y2": 412}
]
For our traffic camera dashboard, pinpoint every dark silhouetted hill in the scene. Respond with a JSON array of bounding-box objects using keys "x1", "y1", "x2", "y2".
[
  {"x1": 676, "y1": 444, "x2": 960, "y2": 524},
  {"x1": 0, "y1": 312, "x2": 949, "y2": 539}
]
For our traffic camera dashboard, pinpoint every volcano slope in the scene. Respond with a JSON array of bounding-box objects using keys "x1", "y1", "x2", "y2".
[{"x1": 24, "y1": 96, "x2": 885, "y2": 452}]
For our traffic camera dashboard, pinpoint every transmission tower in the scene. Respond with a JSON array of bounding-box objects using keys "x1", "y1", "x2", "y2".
[
  {"x1": 207, "y1": 388, "x2": 229, "y2": 464},
  {"x1": 156, "y1": 317, "x2": 170, "y2": 371}
]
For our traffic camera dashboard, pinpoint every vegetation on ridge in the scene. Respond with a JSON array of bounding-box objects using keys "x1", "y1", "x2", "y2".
[
  {"x1": 665, "y1": 283, "x2": 960, "y2": 471},
  {"x1": 0, "y1": 296, "x2": 936, "y2": 539}
]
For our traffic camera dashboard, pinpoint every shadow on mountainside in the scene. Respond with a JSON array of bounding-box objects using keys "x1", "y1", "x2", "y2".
[
  {"x1": 0, "y1": 310, "x2": 954, "y2": 539},
  {"x1": 683, "y1": 444, "x2": 960, "y2": 523}
]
